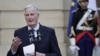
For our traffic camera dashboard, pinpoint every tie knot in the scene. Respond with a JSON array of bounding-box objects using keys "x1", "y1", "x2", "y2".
[{"x1": 29, "y1": 29, "x2": 34, "y2": 32}]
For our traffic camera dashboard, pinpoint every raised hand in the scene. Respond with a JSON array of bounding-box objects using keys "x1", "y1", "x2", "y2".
[{"x1": 11, "y1": 37, "x2": 22, "y2": 52}]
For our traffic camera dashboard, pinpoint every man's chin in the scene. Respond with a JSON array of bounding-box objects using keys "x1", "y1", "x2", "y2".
[
  {"x1": 28, "y1": 23, "x2": 34, "y2": 26},
  {"x1": 28, "y1": 24, "x2": 36, "y2": 27}
]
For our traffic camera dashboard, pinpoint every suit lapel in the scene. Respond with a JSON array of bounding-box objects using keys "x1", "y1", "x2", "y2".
[
  {"x1": 39, "y1": 24, "x2": 46, "y2": 40},
  {"x1": 36, "y1": 25, "x2": 46, "y2": 49}
]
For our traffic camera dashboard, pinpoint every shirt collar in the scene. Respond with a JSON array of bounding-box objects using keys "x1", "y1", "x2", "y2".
[{"x1": 28, "y1": 23, "x2": 40, "y2": 31}]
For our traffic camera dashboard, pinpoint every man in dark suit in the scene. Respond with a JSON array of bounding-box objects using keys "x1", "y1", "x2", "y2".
[{"x1": 7, "y1": 4, "x2": 61, "y2": 56}]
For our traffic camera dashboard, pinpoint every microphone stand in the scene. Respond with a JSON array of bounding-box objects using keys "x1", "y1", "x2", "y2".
[{"x1": 34, "y1": 31, "x2": 41, "y2": 56}]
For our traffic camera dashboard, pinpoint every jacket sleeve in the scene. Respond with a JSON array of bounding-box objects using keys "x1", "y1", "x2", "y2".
[
  {"x1": 7, "y1": 49, "x2": 16, "y2": 56},
  {"x1": 93, "y1": 18, "x2": 99, "y2": 37},
  {"x1": 70, "y1": 11, "x2": 78, "y2": 38}
]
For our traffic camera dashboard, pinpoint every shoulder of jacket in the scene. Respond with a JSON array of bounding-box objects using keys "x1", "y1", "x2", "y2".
[{"x1": 42, "y1": 25, "x2": 54, "y2": 30}]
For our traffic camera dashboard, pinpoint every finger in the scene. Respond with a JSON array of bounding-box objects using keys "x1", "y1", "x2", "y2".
[
  {"x1": 16, "y1": 38, "x2": 21, "y2": 43},
  {"x1": 14, "y1": 37, "x2": 21, "y2": 42},
  {"x1": 16, "y1": 39, "x2": 22, "y2": 45},
  {"x1": 13, "y1": 37, "x2": 22, "y2": 45},
  {"x1": 13, "y1": 37, "x2": 17, "y2": 41},
  {"x1": 13, "y1": 37, "x2": 19, "y2": 42},
  {"x1": 16, "y1": 38, "x2": 22, "y2": 45},
  {"x1": 15, "y1": 37, "x2": 21, "y2": 41},
  {"x1": 18, "y1": 41, "x2": 22, "y2": 45}
]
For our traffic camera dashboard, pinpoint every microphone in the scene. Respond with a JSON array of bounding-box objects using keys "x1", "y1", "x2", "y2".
[
  {"x1": 37, "y1": 31, "x2": 41, "y2": 41},
  {"x1": 29, "y1": 29, "x2": 41, "y2": 42},
  {"x1": 29, "y1": 29, "x2": 34, "y2": 43}
]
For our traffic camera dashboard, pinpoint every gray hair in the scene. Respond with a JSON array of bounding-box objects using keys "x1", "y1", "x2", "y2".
[{"x1": 24, "y1": 4, "x2": 39, "y2": 14}]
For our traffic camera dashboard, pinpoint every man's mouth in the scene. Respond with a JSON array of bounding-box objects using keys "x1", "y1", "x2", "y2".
[{"x1": 28, "y1": 20, "x2": 33, "y2": 22}]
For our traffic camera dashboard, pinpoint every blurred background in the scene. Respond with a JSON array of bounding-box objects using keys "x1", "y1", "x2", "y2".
[{"x1": 0, "y1": 0, "x2": 100, "y2": 56}]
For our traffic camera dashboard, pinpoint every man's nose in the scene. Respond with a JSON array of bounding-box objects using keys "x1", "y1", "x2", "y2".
[{"x1": 28, "y1": 15, "x2": 31, "y2": 19}]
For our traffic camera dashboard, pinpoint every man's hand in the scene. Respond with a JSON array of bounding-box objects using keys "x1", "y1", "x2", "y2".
[
  {"x1": 36, "y1": 52, "x2": 46, "y2": 56},
  {"x1": 11, "y1": 37, "x2": 22, "y2": 52}
]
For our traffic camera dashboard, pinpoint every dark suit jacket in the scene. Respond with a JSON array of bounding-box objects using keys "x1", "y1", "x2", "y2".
[{"x1": 7, "y1": 24, "x2": 62, "y2": 56}]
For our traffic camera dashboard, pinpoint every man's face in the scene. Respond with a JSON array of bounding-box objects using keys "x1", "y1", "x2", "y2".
[
  {"x1": 79, "y1": 1, "x2": 88, "y2": 8},
  {"x1": 24, "y1": 7, "x2": 39, "y2": 27}
]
